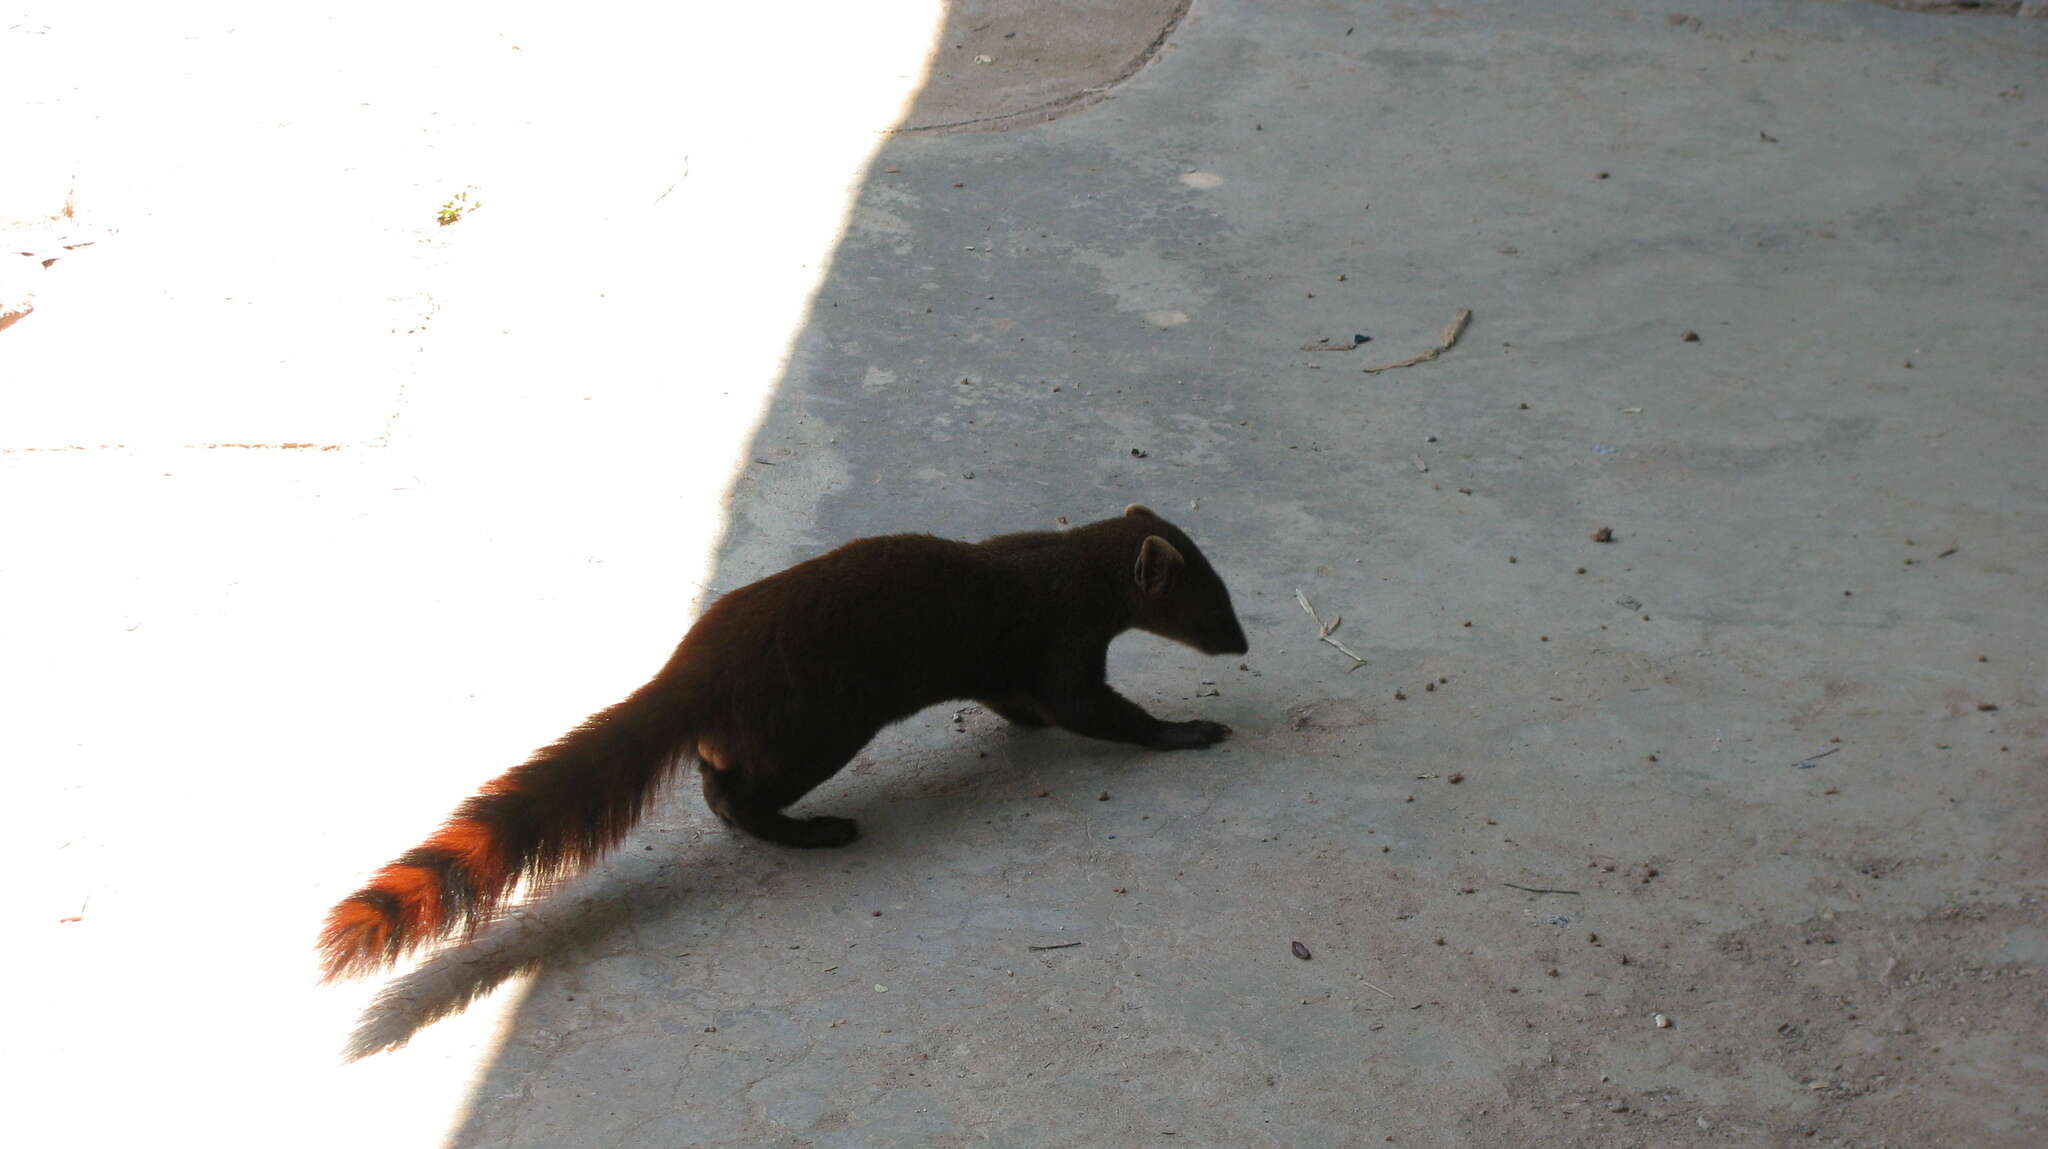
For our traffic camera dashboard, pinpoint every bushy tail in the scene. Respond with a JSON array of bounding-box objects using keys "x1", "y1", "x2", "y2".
[{"x1": 319, "y1": 683, "x2": 691, "y2": 980}]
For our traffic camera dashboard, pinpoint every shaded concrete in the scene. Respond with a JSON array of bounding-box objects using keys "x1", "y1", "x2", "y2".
[{"x1": 443, "y1": 2, "x2": 2047, "y2": 1147}]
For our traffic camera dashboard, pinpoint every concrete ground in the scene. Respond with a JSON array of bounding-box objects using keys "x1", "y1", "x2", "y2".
[{"x1": 7, "y1": 2, "x2": 2045, "y2": 1147}]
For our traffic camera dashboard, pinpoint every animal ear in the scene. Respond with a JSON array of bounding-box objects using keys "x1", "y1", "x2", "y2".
[
  {"x1": 1134, "y1": 535, "x2": 1184, "y2": 598},
  {"x1": 1124, "y1": 504, "x2": 1158, "y2": 520}
]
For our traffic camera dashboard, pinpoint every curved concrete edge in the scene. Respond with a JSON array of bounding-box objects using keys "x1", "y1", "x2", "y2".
[{"x1": 894, "y1": 0, "x2": 1191, "y2": 134}]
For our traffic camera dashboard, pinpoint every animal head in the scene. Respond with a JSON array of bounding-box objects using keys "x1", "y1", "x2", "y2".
[{"x1": 1123, "y1": 504, "x2": 1250, "y2": 656}]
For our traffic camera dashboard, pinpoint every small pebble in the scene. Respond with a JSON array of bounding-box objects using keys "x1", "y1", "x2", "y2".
[{"x1": 1653, "y1": 1013, "x2": 1671, "y2": 1028}]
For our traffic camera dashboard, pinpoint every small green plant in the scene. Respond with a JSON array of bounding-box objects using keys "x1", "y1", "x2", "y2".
[{"x1": 436, "y1": 189, "x2": 481, "y2": 227}]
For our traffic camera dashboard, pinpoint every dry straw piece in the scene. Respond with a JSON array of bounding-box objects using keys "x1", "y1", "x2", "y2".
[{"x1": 1361, "y1": 308, "x2": 1472, "y2": 374}]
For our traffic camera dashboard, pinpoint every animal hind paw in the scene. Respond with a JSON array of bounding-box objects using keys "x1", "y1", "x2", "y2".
[{"x1": 1152, "y1": 719, "x2": 1231, "y2": 750}]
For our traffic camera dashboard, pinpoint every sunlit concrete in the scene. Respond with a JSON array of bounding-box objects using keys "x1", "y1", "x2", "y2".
[{"x1": 3, "y1": 4, "x2": 944, "y2": 1146}]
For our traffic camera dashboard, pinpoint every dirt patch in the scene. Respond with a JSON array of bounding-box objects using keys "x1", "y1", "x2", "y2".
[
  {"x1": 0, "y1": 206, "x2": 93, "y2": 335},
  {"x1": 1700, "y1": 902, "x2": 2048, "y2": 1144}
]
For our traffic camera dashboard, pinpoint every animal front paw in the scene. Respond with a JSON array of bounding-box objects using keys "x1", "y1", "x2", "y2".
[{"x1": 1152, "y1": 719, "x2": 1231, "y2": 750}]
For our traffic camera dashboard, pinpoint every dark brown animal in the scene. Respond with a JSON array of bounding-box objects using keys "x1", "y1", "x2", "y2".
[{"x1": 318, "y1": 505, "x2": 1248, "y2": 979}]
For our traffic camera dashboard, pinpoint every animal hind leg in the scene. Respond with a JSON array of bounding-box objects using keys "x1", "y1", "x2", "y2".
[{"x1": 699, "y1": 754, "x2": 860, "y2": 848}]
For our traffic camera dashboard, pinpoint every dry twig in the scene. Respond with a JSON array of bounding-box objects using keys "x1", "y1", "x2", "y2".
[
  {"x1": 1361, "y1": 308, "x2": 1472, "y2": 374},
  {"x1": 1295, "y1": 589, "x2": 1367, "y2": 670}
]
